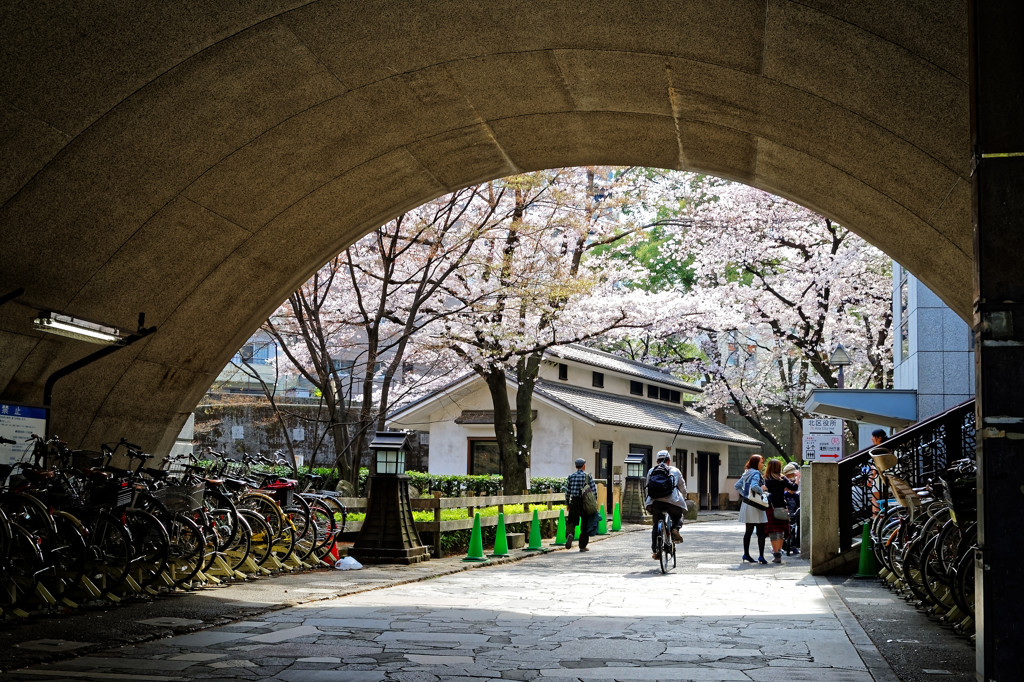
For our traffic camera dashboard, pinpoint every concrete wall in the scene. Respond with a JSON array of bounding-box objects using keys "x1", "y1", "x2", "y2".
[{"x1": 893, "y1": 265, "x2": 975, "y2": 419}]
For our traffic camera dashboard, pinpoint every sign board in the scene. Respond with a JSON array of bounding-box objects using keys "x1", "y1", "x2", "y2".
[
  {"x1": 802, "y1": 417, "x2": 843, "y2": 462},
  {"x1": 0, "y1": 402, "x2": 48, "y2": 467}
]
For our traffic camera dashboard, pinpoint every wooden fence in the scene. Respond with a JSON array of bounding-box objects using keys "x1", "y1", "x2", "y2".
[{"x1": 334, "y1": 491, "x2": 566, "y2": 557}]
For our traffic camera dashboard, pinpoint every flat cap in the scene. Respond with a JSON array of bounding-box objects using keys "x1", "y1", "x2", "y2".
[{"x1": 574, "y1": 458, "x2": 586, "y2": 468}]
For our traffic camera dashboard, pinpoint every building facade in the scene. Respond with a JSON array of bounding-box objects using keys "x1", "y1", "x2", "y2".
[{"x1": 386, "y1": 345, "x2": 761, "y2": 506}]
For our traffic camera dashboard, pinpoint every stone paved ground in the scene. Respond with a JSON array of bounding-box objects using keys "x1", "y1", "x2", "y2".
[{"x1": 0, "y1": 516, "x2": 974, "y2": 681}]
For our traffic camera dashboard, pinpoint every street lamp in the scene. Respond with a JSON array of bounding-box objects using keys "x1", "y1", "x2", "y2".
[
  {"x1": 349, "y1": 431, "x2": 430, "y2": 565},
  {"x1": 829, "y1": 343, "x2": 853, "y2": 389},
  {"x1": 621, "y1": 453, "x2": 651, "y2": 523}
]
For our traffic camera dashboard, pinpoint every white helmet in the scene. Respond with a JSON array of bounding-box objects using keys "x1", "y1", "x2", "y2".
[{"x1": 656, "y1": 450, "x2": 670, "y2": 462}]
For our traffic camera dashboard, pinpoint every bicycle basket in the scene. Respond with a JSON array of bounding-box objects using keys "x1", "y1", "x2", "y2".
[
  {"x1": 154, "y1": 482, "x2": 206, "y2": 513},
  {"x1": 263, "y1": 480, "x2": 293, "y2": 507},
  {"x1": 942, "y1": 464, "x2": 977, "y2": 525},
  {"x1": 71, "y1": 450, "x2": 105, "y2": 470},
  {"x1": 90, "y1": 478, "x2": 133, "y2": 507}
]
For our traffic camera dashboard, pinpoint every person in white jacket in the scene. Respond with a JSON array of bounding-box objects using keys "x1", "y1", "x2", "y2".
[{"x1": 645, "y1": 450, "x2": 688, "y2": 559}]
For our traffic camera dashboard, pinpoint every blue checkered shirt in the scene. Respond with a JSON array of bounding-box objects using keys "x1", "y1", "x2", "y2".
[{"x1": 565, "y1": 469, "x2": 596, "y2": 504}]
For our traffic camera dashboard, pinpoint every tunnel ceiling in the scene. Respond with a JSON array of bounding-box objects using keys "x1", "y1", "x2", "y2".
[{"x1": 0, "y1": 1, "x2": 971, "y2": 455}]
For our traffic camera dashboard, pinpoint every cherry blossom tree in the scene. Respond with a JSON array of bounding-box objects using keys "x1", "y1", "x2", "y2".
[{"x1": 630, "y1": 179, "x2": 893, "y2": 456}]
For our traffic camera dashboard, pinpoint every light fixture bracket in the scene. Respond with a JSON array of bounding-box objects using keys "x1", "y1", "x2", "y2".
[{"x1": 33, "y1": 312, "x2": 123, "y2": 345}]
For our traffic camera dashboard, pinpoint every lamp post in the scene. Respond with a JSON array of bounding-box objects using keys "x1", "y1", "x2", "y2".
[
  {"x1": 829, "y1": 343, "x2": 853, "y2": 389},
  {"x1": 348, "y1": 431, "x2": 430, "y2": 565},
  {"x1": 621, "y1": 453, "x2": 651, "y2": 523}
]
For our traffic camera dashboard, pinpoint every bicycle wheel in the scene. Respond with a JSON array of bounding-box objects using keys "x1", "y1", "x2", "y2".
[
  {"x1": 39, "y1": 511, "x2": 89, "y2": 603},
  {"x1": 874, "y1": 512, "x2": 903, "y2": 571},
  {"x1": 240, "y1": 509, "x2": 273, "y2": 567},
  {"x1": 901, "y1": 537, "x2": 932, "y2": 604},
  {"x1": 223, "y1": 512, "x2": 253, "y2": 572},
  {"x1": 659, "y1": 519, "x2": 672, "y2": 574},
  {"x1": 306, "y1": 498, "x2": 338, "y2": 564},
  {"x1": 919, "y1": 533, "x2": 955, "y2": 608},
  {"x1": 1, "y1": 522, "x2": 45, "y2": 613},
  {"x1": 237, "y1": 492, "x2": 286, "y2": 536},
  {"x1": 166, "y1": 513, "x2": 205, "y2": 588},
  {"x1": 952, "y1": 545, "x2": 976, "y2": 618},
  {"x1": 290, "y1": 515, "x2": 318, "y2": 564},
  {"x1": 270, "y1": 522, "x2": 296, "y2": 565},
  {"x1": 203, "y1": 487, "x2": 239, "y2": 551},
  {"x1": 81, "y1": 511, "x2": 133, "y2": 600},
  {"x1": 285, "y1": 494, "x2": 311, "y2": 541},
  {"x1": 123, "y1": 508, "x2": 170, "y2": 593}
]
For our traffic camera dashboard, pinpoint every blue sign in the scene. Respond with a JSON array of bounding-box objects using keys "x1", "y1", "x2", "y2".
[{"x1": 0, "y1": 402, "x2": 48, "y2": 467}]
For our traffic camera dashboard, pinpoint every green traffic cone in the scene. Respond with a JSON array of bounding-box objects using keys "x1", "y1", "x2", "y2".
[
  {"x1": 612, "y1": 502, "x2": 621, "y2": 531},
  {"x1": 597, "y1": 505, "x2": 607, "y2": 535},
  {"x1": 462, "y1": 512, "x2": 487, "y2": 562},
  {"x1": 552, "y1": 508, "x2": 566, "y2": 546},
  {"x1": 490, "y1": 512, "x2": 510, "y2": 557},
  {"x1": 853, "y1": 522, "x2": 877, "y2": 578},
  {"x1": 524, "y1": 509, "x2": 545, "y2": 551}
]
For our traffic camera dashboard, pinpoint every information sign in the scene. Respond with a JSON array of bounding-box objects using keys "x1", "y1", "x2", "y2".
[
  {"x1": 0, "y1": 402, "x2": 48, "y2": 467},
  {"x1": 802, "y1": 417, "x2": 843, "y2": 462}
]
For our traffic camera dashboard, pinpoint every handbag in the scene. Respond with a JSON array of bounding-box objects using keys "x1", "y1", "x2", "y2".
[
  {"x1": 744, "y1": 486, "x2": 769, "y2": 512},
  {"x1": 581, "y1": 475, "x2": 599, "y2": 516},
  {"x1": 772, "y1": 506, "x2": 790, "y2": 521}
]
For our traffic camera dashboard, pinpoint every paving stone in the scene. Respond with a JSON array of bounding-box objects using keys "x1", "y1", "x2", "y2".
[{"x1": 245, "y1": 625, "x2": 322, "y2": 644}]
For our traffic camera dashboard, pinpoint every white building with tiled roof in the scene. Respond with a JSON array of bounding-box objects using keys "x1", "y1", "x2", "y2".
[{"x1": 386, "y1": 344, "x2": 762, "y2": 508}]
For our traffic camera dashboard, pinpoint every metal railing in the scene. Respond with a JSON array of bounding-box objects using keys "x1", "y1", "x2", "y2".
[{"x1": 836, "y1": 399, "x2": 975, "y2": 551}]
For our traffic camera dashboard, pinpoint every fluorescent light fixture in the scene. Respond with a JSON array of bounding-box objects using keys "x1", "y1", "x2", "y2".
[{"x1": 33, "y1": 312, "x2": 123, "y2": 345}]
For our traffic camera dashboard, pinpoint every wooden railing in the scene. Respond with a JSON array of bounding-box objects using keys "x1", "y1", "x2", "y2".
[{"x1": 335, "y1": 491, "x2": 567, "y2": 557}]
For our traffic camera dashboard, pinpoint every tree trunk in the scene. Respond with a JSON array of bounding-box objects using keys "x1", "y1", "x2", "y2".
[{"x1": 483, "y1": 368, "x2": 525, "y2": 493}]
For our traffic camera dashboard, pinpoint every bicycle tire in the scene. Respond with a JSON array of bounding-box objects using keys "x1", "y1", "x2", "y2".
[
  {"x1": 290, "y1": 516, "x2": 319, "y2": 564},
  {"x1": 223, "y1": 511, "x2": 253, "y2": 572},
  {"x1": 123, "y1": 508, "x2": 170, "y2": 593},
  {"x1": 240, "y1": 509, "x2": 273, "y2": 567},
  {"x1": 203, "y1": 486, "x2": 239, "y2": 551},
  {"x1": 285, "y1": 494, "x2": 311, "y2": 541},
  {"x1": 919, "y1": 533, "x2": 955, "y2": 608},
  {"x1": 1, "y1": 521, "x2": 45, "y2": 613},
  {"x1": 952, "y1": 545, "x2": 976, "y2": 619},
  {"x1": 306, "y1": 498, "x2": 338, "y2": 564},
  {"x1": 237, "y1": 492, "x2": 286, "y2": 536},
  {"x1": 166, "y1": 513, "x2": 205, "y2": 588},
  {"x1": 40, "y1": 510, "x2": 89, "y2": 602},
  {"x1": 659, "y1": 517, "x2": 672, "y2": 574},
  {"x1": 80, "y1": 510, "x2": 134, "y2": 600}
]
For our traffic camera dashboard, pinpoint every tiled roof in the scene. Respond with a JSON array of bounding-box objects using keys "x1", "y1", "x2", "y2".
[
  {"x1": 534, "y1": 380, "x2": 762, "y2": 447},
  {"x1": 548, "y1": 344, "x2": 701, "y2": 393}
]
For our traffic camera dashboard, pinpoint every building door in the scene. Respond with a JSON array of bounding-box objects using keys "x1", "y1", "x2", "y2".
[
  {"x1": 597, "y1": 440, "x2": 613, "y2": 512},
  {"x1": 596, "y1": 441, "x2": 612, "y2": 480},
  {"x1": 697, "y1": 451, "x2": 721, "y2": 509},
  {"x1": 629, "y1": 443, "x2": 653, "y2": 474}
]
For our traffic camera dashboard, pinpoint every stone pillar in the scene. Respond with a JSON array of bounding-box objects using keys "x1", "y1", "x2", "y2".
[
  {"x1": 970, "y1": 3, "x2": 1024, "y2": 677},
  {"x1": 620, "y1": 477, "x2": 650, "y2": 523},
  {"x1": 349, "y1": 474, "x2": 430, "y2": 565},
  {"x1": 805, "y1": 463, "x2": 838, "y2": 575}
]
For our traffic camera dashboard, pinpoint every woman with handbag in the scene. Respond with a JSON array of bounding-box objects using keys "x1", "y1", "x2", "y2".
[
  {"x1": 564, "y1": 458, "x2": 598, "y2": 552},
  {"x1": 763, "y1": 458, "x2": 800, "y2": 563},
  {"x1": 734, "y1": 454, "x2": 768, "y2": 564}
]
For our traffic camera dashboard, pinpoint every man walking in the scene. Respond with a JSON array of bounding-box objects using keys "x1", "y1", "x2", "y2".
[{"x1": 565, "y1": 458, "x2": 597, "y2": 552}]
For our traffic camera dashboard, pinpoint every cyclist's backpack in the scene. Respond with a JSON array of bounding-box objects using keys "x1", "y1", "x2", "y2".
[{"x1": 647, "y1": 463, "x2": 675, "y2": 499}]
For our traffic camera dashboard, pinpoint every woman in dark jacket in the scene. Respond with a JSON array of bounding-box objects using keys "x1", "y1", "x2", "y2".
[{"x1": 763, "y1": 458, "x2": 799, "y2": 563}]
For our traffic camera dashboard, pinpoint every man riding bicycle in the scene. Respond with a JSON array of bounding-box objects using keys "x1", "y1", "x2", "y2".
[{"x1": 645, "y1": 450, "x2": 688, "y2": 559}]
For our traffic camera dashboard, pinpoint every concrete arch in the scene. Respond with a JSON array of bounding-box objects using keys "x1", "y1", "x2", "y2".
[{"x1": 0, "y1": 1, "x2": 971, "y2": 454}]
